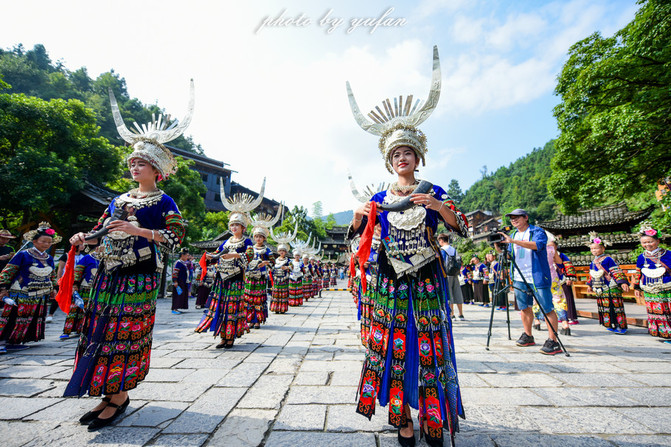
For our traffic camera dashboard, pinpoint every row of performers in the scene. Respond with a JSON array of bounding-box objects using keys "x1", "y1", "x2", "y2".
[
  {"x1": 179, "y1": 224, "x2": 339, "y2": 349},
  {"x1": 0, "y1": 221, "x2": 341, "y2": 351}
]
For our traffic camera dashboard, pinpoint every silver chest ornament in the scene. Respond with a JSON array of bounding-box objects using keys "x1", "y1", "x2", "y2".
[
  {"x1": 641, "y1": 261, "x2": 668, "y2": 293},
  {"x1": 385, "y1": 193, "x2": 426, "y2": 231}
]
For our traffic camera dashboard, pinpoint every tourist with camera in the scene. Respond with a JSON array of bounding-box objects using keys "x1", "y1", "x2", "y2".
[{"x1": 498, "y1": 209, "x2": 562, "y2": 355}]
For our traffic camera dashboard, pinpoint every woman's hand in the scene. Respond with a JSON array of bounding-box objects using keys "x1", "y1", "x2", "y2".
[
  {"x1": 587, "y1": 286, "x2": 593, "y2": 294},
  {"x1": 621, "y1": 284, "x2": 630, "y2": 292},
  {"x1": 354, "y1": 202, "x2": 374, "y2": 221},
  {"x1": 106, "y1": 220, "x2": 141, "y2": 236},
  {"x1": 409, "y1": 193, "x2": 442, "y2": 211},
  {"x1": 69, "y1": 232, "x2": 88, "y2": 246},
  {"x1": 634, "y1": 289, "x2": 643, "y2": 299}
]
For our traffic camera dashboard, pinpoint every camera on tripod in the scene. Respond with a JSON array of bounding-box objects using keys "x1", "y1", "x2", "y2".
[{"x1": 486, "y1": 226, "x2": 512, "y2": 246}]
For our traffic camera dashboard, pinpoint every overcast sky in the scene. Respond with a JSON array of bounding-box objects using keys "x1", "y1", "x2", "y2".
[{"x1": 2, "y1": 0, "x2": 639, "y2": 215}]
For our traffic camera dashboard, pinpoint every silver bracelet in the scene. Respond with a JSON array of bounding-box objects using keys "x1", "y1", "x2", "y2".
[{"x1": 151, "y1": 230, "x2": 155, "y2": 241}]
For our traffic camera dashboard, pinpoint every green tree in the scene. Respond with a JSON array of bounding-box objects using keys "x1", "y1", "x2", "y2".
[
  {"x1": 325, "y1": 213, "x2": 337, "y2": 229},
  {"x1": 200, "y1": 211, "x2": 230, "y2": 241},
  {"x1": 550, "y1": 0, "x2": 671, "y2": 213},
  {"x1": 0, "y1": 93, "x2": 123, "y2": 225},
  {"x1": 0, "y1": 44, "x2": 203, "y2": 154},
  {"x1": 446, "y1": 179, "x2": 464, "y2": 204},
  {"x1": 312, "y1": 201, "x2": 323, "y2": 220}
]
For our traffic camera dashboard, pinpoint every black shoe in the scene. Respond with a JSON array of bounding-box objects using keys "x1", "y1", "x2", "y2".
[
  {"x1": 560, "y1": 327, "x2": 571, "y2": 336},
  {"x1": 79, "y1": 397, "x2": 111, "y2": 425},
  {"x1": 216, "y1": 341, "x2": 227, "y2": 349},
  {"x1": 516, "y1": 332, "x2": 535, "y2": 347},
  {"x1": 87, "y1": 397, "x2": 129, "y2": 431},
  {"x1": 540, "y1": 338, "x2": 562, "y2": 355},
  {"x1": 420, "y1": 426, "x2": 443, "y2": 447},
  {"x1": 533, "y1": 323, "x2": 541, "y2": 331},
  {"x1": 397, "y1": 427, "x2": 416, "y2": 447}
]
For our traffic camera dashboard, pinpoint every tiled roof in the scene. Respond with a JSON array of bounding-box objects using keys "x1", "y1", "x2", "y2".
[{"x1": 539, "y1": 202, "x2": 653, "y2": 231}]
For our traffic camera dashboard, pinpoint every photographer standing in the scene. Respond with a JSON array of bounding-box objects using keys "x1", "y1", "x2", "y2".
[{"x1": 499, "y1": 209, "x2": 562, "y2": 355}]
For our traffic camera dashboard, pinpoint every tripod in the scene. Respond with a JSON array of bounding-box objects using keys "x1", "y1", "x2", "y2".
[
  {"x1": 486, "y1": 244, "x2": 570, "y2": 357},
  {"x1": 486, "y1": 248, "x2": 512, "y2": 349}
]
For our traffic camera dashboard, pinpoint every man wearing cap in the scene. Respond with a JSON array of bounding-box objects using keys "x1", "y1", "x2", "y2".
[
  {"x1": 0, "y1": 230, "x2": 17, "y2": 273},
  {"x1": 499, "y1": 209, "x2": 561, "y2": 355}
]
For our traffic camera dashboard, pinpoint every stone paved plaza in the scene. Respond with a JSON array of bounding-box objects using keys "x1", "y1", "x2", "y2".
[{"x1": 1, "y1": 284, "x2": 670, "y2": 446}]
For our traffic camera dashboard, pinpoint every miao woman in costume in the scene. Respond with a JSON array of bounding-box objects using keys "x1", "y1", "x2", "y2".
[
  {"x1": 270, "y1": 223, "x2": 298, "y2": 314},
  {"x1": 586, "y1": 233, "x2": 630, "y2": 334},
  {"x1": 633, "y1": 224, "x2": 671, "y2": 342},
  {"x1": 288, "y1": 249, "x2": 304, "y2": 306},
  {"x1": 65, "y1": 82, "x2": 191, "y2": 430},
  {"x1": 347, "y1": 47, "x2": 468, "y2": 447},
  {"x1": 195, "y1": 179, "x2": 265, "y2": 347},
  {"x1": 0, "y1": 223, "x2": 59, "y2": 353},
  {"x1": 245, "y1": 208, "x2": 281, "y2": 328}
]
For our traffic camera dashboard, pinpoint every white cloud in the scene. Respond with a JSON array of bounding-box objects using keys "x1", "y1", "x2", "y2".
[{"x1": 0, "y1": 0, "x2": 639, "y2": 215}]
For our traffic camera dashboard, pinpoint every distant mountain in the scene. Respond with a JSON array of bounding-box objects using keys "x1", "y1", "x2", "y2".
[{"x1": 319, "y1": 210, "x2": 353, "y2": 226}]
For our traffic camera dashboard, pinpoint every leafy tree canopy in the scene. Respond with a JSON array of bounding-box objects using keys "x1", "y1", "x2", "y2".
[
  {"x1": 0, "y1": 93, "x2": 123, "y2": 220},
  {"x1": 550, "y1": 0, "x2": 671, "y2": 213},
  {"x1": 446, "y1": 179, "x2": 464, "y2": 204},
  {"x1": 0, "y1": 44, "x2": 202, "y2": 154}
]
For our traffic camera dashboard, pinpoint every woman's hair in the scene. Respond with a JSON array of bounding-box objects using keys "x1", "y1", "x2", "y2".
[
  {"x1": 640, "y1": 233, "x2": 660, "y2": 241},
  {"x1": 33, "y1": 228, "x2": 55, "y2": 241}
]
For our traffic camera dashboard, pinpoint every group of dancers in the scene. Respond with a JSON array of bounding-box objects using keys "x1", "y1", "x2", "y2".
[
  {"x1": 0, "y1": 45, "x2": 669, "y2": 447},
  {"x1": 191, "y1": 202, "x2": 338, "y2": 348}
]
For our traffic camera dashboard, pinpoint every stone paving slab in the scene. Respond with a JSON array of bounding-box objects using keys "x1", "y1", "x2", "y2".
[
  {"x1": 208, "y1": 408, "x2": 276, "y2": 446},
  {"x1": 1, "y1": 285, "x2": 670, "y2": 446},
  {"x1": 274, "y1": 404, "x2": 326, "y2": 431},
  {"x1": 162, "y1": 387, "x2": 247, "y2": 434}
]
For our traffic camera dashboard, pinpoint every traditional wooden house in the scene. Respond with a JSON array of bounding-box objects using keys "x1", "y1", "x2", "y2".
[
  {"x1": 538, "y1": 201, "x2": 655, "y2": 265},
  {"x1": 321, "y1": 226, "x2": 349, "y2": 264}
]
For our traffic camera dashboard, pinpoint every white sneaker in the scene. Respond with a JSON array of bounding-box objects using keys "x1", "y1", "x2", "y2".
[{"x1": 45, "y1": 316, "x2": 53, "y2": 323}]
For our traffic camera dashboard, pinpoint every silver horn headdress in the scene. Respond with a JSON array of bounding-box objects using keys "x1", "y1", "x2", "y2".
[
  {"x1": 271, "y1": 221, "x2": 298, "y2": 253},
  {"x1": 250, "y1": 203, "x2": 283, "y2": 239},
  {"x1": 110, "y1": 79, "x2": 195, "y2": 179},
  {"x1": 291, "y1": 234, "x2": 311, "y2": 257},
  {"x1": 220, "y1": 177, "x2": 266, "y2": 228},
  {"x1": 348, "y1": 171, "x2": 389, "y2": 203},
  {"x1": 346, "y1": 46, "x2": 441, "y2": 173}
]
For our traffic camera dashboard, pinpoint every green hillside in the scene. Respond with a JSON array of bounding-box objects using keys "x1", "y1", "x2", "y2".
[{"x1": 459, "y1": 140, "x2": 556, "y2": 222}]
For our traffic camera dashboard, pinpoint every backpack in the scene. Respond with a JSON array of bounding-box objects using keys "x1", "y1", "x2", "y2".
[{"x1": 443, "y1": 246, "x2": 462, "y2": 276}]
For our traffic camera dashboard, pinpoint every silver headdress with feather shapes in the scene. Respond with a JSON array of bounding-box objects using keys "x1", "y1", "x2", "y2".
[
  {"x1": 348, "y1": 171, "x2": 389, "y2": 203},
  {"x1": 220, "y1": 177, "x2": 266, "y2": 229},
  {"x1": 291, "y1": 234, "x2": 312, "y2": 257},
  {"x1": 110, "y1": 79, "x2": 195, "y2": 180},
  {"x1": 346, "y1": 46, "x2": 441, "y2": 173},
  {"x1": 271, "y1": 221, "x2": 298, "y2": 253},
  {"x1": 250, "y1": 203, "x2": 283, "y2": 239}
]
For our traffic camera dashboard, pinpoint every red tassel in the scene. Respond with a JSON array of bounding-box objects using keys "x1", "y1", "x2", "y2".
[
  {"x1": 55, "y1": 246, "x2": 77, "y2": 313},
  {"x1": 356, "y1": 202, "x2": 377, "y2": 295},
  {"x1": 199, "y1": 252, "x2": 208, "y2": 281}
]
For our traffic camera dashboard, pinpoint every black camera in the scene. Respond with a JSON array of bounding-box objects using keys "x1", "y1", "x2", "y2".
[{"x1": 486, "y1": 226, "x2": 512, "y2": 246}]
